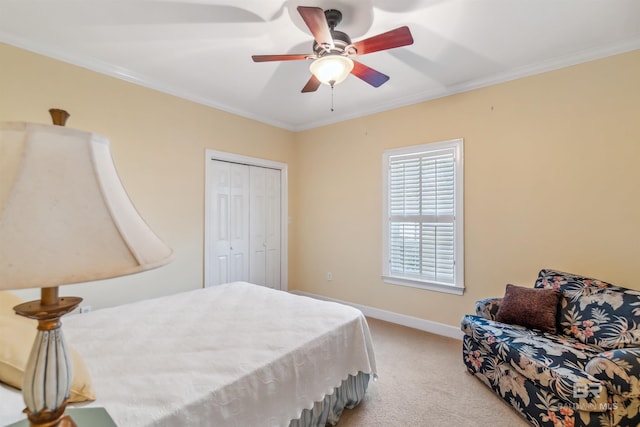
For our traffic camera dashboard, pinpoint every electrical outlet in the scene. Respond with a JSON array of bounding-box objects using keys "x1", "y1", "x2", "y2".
[
  {"x1": 79, "y1": 306, "x2": 92, "y2": 314},
  {"x1": 326, "y1": 272, "x2": 333, "y2": 281}
]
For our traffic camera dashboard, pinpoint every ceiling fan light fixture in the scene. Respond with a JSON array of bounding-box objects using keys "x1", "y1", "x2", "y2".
[{"x1": 309, "y1": 55, "x2": 354, "y2": 86}]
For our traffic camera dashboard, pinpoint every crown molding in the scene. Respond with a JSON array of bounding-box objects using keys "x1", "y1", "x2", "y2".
[{"x1": 3, "y1": 30, "x2": 639, "y2": 132}]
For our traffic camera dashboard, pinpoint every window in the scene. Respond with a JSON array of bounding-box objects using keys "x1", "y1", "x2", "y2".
[{"x1": 382, "y1": 139, "x2": 464, "y2": 295}]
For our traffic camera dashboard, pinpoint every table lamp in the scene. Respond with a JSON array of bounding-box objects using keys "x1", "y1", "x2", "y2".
[{"x1": 0, "y1": 110, "x2": 174, "y2": 427}]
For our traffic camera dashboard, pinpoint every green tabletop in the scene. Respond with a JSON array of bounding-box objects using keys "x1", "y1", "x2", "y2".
[{"x1": 6, "y1": 408, "x2": 116, "y2": 427}]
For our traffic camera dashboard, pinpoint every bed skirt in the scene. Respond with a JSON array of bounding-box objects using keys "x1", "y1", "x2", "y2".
[{"x1": 290, "y1": 371, "x2": 370, "y2": 427}]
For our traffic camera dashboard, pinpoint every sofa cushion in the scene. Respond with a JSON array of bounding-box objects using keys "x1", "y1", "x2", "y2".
[
  {"x1": 585, "y1": 348, "x2": 640, "y2": 397},
  {"x1": 475, "y1": 297, "x2": 502, "y2": 321},
  {"x1": 461, "y1": 314, "x2": 607, "y2": 407},
  {"x1": 496, "y1": 284, "x2": 560, "y2": 333},
  {"x1": 535, "y1": 269, "x2": 640, "y2": 350}
]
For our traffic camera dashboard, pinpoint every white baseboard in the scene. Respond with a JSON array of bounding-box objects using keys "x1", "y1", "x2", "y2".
[{"x1": 290, "y1": 290, "x2": 463, "y2": 340}]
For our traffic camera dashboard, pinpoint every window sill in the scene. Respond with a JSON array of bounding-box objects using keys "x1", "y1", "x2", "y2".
[{"x1": 382, "y1": 275, "x2": 465, "y2": 295}]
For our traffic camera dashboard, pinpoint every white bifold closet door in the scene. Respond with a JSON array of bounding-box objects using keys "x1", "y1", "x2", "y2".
[
  {"x1": 249, "y1": 165, "x2": 281, "y2": 288},
  {"x1": 208, "y1": 160, "x2": 281, "y2": 289}
]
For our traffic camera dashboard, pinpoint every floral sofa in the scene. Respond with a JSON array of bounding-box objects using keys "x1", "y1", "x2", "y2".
[{"x1": 461, "y1": 269, "x2": 640, "y2": 427}]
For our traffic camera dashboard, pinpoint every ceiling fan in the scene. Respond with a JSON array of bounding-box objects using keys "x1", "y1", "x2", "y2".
[{"x1": 252, "y1": 6, "x2": 414, "y2": 93}]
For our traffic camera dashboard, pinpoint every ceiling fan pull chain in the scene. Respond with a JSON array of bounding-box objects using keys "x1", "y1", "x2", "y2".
[{"x1": 331, "y1": 84, "x2": 335, "y2": 112}]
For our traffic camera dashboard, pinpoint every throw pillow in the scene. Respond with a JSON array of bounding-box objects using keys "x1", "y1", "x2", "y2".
[
  {"x1": 495, "y1": 284, "x2": 560, "y2": 333},
  {"x1": 0, "y1": 292, "x2": 96, "y2": 402}
]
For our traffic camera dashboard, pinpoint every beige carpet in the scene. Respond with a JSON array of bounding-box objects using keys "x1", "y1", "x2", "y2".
[{"x1": 337, "y1": 318, "x2": 531, "y2": 427}]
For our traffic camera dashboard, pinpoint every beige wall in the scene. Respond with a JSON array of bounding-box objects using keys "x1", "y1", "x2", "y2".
[
  {"x1": 291, "y1": 50, "x2": 640, "y2": 327},
  {"x1": 0, "y1": 42, "x2": 296, "y2": 309},
  {"x1": 3, "y1": 41, "x2": 639, "y2": 330}
]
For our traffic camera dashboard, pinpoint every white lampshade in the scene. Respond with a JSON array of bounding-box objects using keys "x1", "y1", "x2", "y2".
[
  {"x1": 309, "y1": 55, "x2": 354, "y2": 86},
  {"x1": 0, "y1": 121, "x2": 173, "y2": 290}
]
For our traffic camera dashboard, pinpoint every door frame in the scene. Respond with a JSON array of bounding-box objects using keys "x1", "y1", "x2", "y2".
[{"x1": 204, "y1": 149, "x2": 288, "y2": 290}]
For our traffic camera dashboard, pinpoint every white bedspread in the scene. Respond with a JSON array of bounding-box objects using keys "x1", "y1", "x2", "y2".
[{"x1": 0, "y1": 283, "x2": 376, "y2": 427}]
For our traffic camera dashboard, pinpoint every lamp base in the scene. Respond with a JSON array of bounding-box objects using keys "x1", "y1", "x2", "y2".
[
  {"x1": 13, "y1": 288, "x2": 82, "y2": 427},
  {"x1": 24, "y1": 413, "x2": 78, "y2": 427},
  {"x1": 7, "y1": 408, "x2": 117, "y2": 427}
]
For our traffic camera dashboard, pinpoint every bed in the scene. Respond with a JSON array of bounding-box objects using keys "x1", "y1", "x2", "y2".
[{"x1": 0, "y1": 282, "x2": 377, "y2": 426}]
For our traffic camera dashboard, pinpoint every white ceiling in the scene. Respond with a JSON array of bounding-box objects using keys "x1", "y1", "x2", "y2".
[{"x1": 1, "y1": 0, "x2": 640, "y2": 131}]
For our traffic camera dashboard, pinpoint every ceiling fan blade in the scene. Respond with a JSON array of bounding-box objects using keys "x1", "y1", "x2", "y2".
[
  {"x1": 252, "y1": 54, "x2": 311, "y2": 62},
  {"x1": 352, "y1": 26, "x2": 414, "y2": 55},
  {"x1": 297, "y1": 6, "x2": 334, "y2": 51},
  {"x1": 301, "y1": 75, "x2": 321, "y2": 93},
  {"x1": 351, "y1": 60, "x2": 390, "y2": 88}
]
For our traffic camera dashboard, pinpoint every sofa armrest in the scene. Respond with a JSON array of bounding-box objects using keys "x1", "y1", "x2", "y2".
[
  {"x1": 585, "y1": 348, "x2": 640, "y2": 397},
  {"x1": 475, "y1": 297, "x2": 502, "y2": 321}
]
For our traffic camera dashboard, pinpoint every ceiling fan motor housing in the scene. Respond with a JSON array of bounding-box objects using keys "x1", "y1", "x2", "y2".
[
  {"x1": 313, "y1": 29, "x2": 353, "y2": 57},
  {"x1": 311, "y1": 9, "x2": 356, "y2": 57}
]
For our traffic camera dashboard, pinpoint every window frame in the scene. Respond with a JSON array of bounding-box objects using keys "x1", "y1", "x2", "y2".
[{"x1": 381, "y1": 138, "x2": 464, "y2": 295}]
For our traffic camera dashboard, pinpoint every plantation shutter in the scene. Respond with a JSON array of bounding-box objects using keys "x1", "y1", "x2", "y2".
[{"x1": 388, "y1": 148, "x2": 456, "y2": 284}]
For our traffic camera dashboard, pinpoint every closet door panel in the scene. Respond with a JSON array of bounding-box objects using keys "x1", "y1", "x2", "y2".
[
  {"x1": 208, "y1": 161, "x2": 230, "y2": 285},
  {"x1": 249, "y1": 167, "x2": 267, "y2": 286},
  {"x1": 229, "y1": 164, "x2": 250, "y2": 283},
  {"x1": 208, "y1": 161, "x2": 249, "y2": 285},
  {"x1": 264, "y1": 168, "x2": 281, "y2": 289}
]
